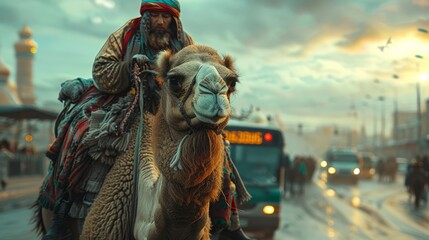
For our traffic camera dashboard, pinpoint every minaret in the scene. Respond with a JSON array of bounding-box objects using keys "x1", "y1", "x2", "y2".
[{"x1": 14, "y1": 26, "x2": 37, "y2": 104}]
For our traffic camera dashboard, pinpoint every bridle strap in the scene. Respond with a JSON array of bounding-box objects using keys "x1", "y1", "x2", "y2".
[
  {"x1": 164, "y1": 73, "x2": 198, "y2": 133},
  {"x1": 163, "y1": 64, "x2": 228, "y2": 135}
]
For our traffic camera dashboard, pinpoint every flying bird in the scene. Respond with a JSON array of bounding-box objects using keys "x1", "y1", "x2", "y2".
[
  {"x1": 418, "y1": 28, "x2": 428, "y2": 33},
  {"x1": 386, "y1": 37, "x2": 392, "y2": 46},
  {"x1": 377, "y1": 37, "x2": 392, "y2": 52}
]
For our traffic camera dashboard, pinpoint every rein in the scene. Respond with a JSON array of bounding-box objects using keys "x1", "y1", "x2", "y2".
[{"x1": 130, "y1": 64, "x2": 158, "y2": 239}]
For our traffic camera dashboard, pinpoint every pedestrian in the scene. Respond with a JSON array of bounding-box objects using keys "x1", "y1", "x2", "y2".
[
  {"x1": 0, "y1": 139, "x2": 13, "y2": 190},
  {"x1": 294, "y1": 156, "x2": 307, "y2": 195},
  {"x1": 37, "y1": 1, "x2": 254, "y2": 239},
  {"x1": 280, "y1": 152, "x2": 292, "y2": 197},
  {"x1": 407, "y1": 160, "x2": 427, "y2": 209},
  {"x1": 376, "y1": 158, "x2": 385, "y2": 182}
]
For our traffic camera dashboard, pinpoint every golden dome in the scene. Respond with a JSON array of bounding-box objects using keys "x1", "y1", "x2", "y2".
[
  {"x1": 15, "y1": 26, "x2": 38, "y2": 53},
  {"x1": 19, "y1": 26, "x2": 32, "y2": 39},
  {"x1": 0, "y1": 58, "x2": 11, "y2": 77}
]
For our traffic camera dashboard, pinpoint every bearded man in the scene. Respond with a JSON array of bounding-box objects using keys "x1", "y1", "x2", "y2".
[
  {"x1": 36, "y1": 1, "x2": 255, "y2": 239},
  {"x1": 92, "y1": 0, "x2": 193, "y2": 94}
]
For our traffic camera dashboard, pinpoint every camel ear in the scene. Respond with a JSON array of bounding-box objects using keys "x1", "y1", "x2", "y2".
[
  {"x1": 223, "y1": 55, "x2": 236, "y2": 72},
  {"x1": 156, "y1": 50, "x2": 173, "y2": 80}
]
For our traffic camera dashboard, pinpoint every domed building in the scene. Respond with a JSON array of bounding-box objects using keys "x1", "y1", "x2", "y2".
[
  {"x1": 0, "y1": 26, "x2": 57, "y2": 177},
  {"x1": 0, "y1": 55, "x2": 21, "y2": 105},
  {"x1": 0, "y1": 25, "x2": 37, "y2": 106}
]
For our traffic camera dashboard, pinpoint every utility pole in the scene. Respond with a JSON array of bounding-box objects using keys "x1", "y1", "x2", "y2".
[
  {"x1": 415, "y1": 55, "x2": 423, "y2": 155},
  {"x1": 392, "y1": 74, "x2": 399, "y2": 143},
  {"x1": 379, "y1": 96, "x2": 385, "y2": 157}
]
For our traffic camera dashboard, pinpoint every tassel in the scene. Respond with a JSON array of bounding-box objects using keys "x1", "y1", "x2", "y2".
[
  {"x1": 104, "y1": 148, "x2": 117, "y2": 157},
  {"x1": 88, "y1": 147, "x2": 103, "y2": 161},
  {"x1": 98, "y1": 136, "x2": 115, "y2": 148},
  {"x1": 88, "y1": 110, "x2": 106, "y2": 129},
  {"x1": 169, "y1": 134, "x2": 190, "y2": 170},
  {"x1": 103, "y1": 156, "x2": 116, "y2": 165},
  {"x1": 112, "y1": 132, "x2": 131, "y2": 151},
  {"x1": 223, "y1": 139, "x2": 251, "y2": 204},
  {"x1": 228, "y1": 156, "x2": 252, "y2": 204}
]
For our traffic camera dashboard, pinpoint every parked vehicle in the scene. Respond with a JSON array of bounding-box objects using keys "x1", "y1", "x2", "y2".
[
  {"x1": 325, "y1": 148, "x2": 361, "y2": 184},
  {"x1": 358, "y1": 152, "x2": 377, "y2": 179}
]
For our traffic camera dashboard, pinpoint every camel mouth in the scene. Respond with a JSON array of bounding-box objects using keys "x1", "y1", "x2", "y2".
[
  {"x1": 193, "y1": 110, "x2": 229, "y2": 125},
  {"x1": 191, "y1": 116, "x2": 229, "y2": 134}
]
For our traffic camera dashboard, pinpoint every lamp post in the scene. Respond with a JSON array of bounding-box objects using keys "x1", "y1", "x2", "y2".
[
  {"x1": 392, "y1": 74, "x2": 399, "y2": 142},
  {"x1": 416, "y1": 27, "x2": 428, "y2": 155},
  {"x1": 378, "y1": 96, "x2": 385, "y2": 157},
  {"x1": 415, "y1": 54, "x2": 423, "y2": 155}
]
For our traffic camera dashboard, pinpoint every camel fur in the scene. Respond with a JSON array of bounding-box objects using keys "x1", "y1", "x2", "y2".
[{"x1": 81, "y1": 45, "x2": 239, "y2": 240}]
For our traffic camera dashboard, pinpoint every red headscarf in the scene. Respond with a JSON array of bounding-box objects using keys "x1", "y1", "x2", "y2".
[{"x1": 140, "y1": 0, "x2": 180, "y2": 18}]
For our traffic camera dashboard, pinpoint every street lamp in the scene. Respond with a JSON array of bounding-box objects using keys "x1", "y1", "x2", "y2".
[
  {"x1": 392, "y1": 74, "x2": 399, "y2": 142},
  {"x1": 415, "y1": 54, "x2": 423, "y2": 155},
  {"x1": 416, "y1": 27, "x2": 428, "y2": 154},
  {"x1": 378, "y1": 96, "x2": 385, "y2": 157}
]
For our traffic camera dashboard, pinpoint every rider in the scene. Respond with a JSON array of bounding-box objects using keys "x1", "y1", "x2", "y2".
[{"x1": 38, "y1": 0, "x2": 254, "y2": 239}]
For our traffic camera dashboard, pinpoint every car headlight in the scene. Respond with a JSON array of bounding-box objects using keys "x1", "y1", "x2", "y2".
[
  {"x1": 262, "y1": 205, "x2": 275, "y2": 215},
  {"x1": 320, "y1": 161, "x2": 327, "y2": 168},
  {"x1": 328, "y1": 167, "x2": 336, "y2": 174},
  {"x1": 353, "y1": 168, "x2": 360, "y2": 175}
]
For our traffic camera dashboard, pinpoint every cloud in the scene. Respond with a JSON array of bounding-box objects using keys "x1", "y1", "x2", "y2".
[
  {"x1": 1, "y1": 0, "x2": 428, "y2": 134},
  {"x1": 94, "y1": 0, "x2": 115, "y2": 9}
]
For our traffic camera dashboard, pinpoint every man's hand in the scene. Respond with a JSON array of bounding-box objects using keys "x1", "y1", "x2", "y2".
[
  {"x1": 58, "y1": 78, "x2": 93, "y2": 103},
  {"x1": 131, "y1": 54, "x2": 151, "y2": 71}
]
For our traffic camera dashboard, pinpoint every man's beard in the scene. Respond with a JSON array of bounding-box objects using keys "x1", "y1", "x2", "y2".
[{"x1": 148, "y1": 28, "x2": 171, "y2": 51}]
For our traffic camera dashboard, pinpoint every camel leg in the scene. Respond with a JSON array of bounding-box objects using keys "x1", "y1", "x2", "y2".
[{"x1": 42, "y1": 208, "x2": 54, "y2": 230}]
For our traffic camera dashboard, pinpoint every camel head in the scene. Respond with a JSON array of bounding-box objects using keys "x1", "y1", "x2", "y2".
[{"x1": 156, "y1": 45, "x2": 238, "y2": 133}]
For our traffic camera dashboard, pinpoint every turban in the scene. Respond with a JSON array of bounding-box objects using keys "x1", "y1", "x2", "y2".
[{"x1": 140, "y1": 0, "x2": 181, "y2": 18}]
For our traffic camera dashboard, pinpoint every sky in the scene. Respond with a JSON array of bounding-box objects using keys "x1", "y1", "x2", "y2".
[{"x1": 0, "y1": 0, "x2": 428, "y2": 135}]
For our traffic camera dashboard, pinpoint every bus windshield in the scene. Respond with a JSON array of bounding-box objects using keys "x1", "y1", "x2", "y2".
[{"x1": 230, "y1": 145, "x2": 281, "y2": 186}]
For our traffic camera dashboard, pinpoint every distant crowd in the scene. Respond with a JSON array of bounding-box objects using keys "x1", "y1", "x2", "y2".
[
  {"x1": 376, "y1": 154, "x2": 429, "y2": 209},
  {"x1": 376, "y1": 157, "x2": 399, "y2": 183},
  {"x1": 281, "y1": 154, "x2": 316, "y2": 196}
]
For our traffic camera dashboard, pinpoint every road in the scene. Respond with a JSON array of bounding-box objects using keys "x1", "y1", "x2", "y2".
[
  {"x1": 0, "y1": 176, "x2": 42, "y2": 240},
  {"x1": 274, "y1": 172, "x2": 429, "y2": 240},
  {"x1": 0, "y1": 174, "x2": 428, "y2": 240}
]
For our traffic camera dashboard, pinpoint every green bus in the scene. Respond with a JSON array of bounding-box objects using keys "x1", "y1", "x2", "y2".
[{"x1": 224, "y1": 119, "x2": 285, "y2": 238}]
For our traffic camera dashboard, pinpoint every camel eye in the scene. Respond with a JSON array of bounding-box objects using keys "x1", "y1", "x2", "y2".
[
  {"x1": 227, "y1": 78, "x2": 238, "y2": 94},
  {"x1": 167, "y1": 75, "x2": 184, "y2": 92}
]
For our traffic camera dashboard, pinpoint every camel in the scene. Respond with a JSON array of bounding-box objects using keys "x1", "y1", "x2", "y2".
[{"x1": 35, "y1": 44, "x2": 239, "y2": 240}]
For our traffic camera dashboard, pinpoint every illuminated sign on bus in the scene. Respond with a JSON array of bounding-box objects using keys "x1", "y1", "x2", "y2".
[
  {"x1": 224, "y1": 130, "x2": 276, "y2": 145},
  {"x1": 224, "y1": 130, "x2": 262, "y2": 144}
]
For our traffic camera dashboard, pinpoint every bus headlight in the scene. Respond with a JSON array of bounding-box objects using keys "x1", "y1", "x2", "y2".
[
  {"x1": 353, "y1": 168, "x2": 360, "y2": 175},
  {"x1": 328, "y1": 167, "x2": 336, "y2": 174},
  {"x1": 320, "y1": 160, "x2": 327, "y2": 168},
  {"x1": 262, "y1": 205, "x2": 275, "y2": 215}
]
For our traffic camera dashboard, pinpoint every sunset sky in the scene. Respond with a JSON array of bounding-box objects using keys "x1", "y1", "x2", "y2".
[{"x1": 0, "y1": 0, "x2": 428, "y2": 134}]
